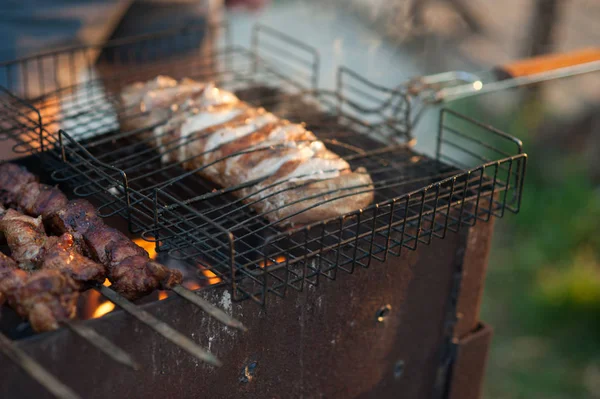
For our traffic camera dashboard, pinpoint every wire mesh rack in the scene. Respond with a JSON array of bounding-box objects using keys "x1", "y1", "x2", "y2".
[{"x1": 0, "y1": 23, "x2": 526, "y2": 305}]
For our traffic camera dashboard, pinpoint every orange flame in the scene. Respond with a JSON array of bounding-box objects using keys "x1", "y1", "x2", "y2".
[
  {"x1": 132, "y1": 237, "x2": 157, "y2": 260},
  {"x1": 199, "y1": 268, "x2": 222, "y2": 285},
  {"x1": 92, "y1": 301, "x2": 115, "y2": 318},
  {"x1": 184, "y1": 281, "x2": 202, "y2": 290},
  {"x1": 158, "y1": 291, "x2": 169, "y2": 300},
  {"x1": 258, "y1": 255, "x2": 287, "y2": 268}
]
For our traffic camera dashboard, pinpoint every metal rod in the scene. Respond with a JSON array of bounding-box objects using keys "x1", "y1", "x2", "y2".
[
  {"x1": 0, "y1": 333, "x2": 81, "y2": 399},
  {"x1": 172, "y1": 285, "x2": 247, "y2": 332},
  {"x1": 436, "y1": 60, "x2": 600, "y2": 102},
  {"x1": 98, "y1": 286, "x2": 222, "y2": 367},
  {"x1": 62, "y1": 321, "x2": 139, "y2": 370}
]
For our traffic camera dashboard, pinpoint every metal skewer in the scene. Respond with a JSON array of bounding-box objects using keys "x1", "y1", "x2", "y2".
[
  {"x1": 62, "y1": 321, "x2": 139, "y2": 370},
  {"x1": 171, "y1": 285, "x2": 247, "y2": 332},
  {"x1": 98, "y1": 286, "x2": 222, "y2": 367},
  {"x1": 0, "y1": 333, "x2": 81, "y2": 399}
]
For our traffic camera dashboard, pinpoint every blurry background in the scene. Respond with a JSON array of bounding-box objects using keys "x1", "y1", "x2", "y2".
[{"x1": 1, "y1": 0, "x2": 599, "y2": 397}]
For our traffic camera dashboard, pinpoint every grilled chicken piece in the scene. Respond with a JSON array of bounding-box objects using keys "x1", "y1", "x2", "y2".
[
  {"x1": 120, "y1": 76, "x2": 206, "y2": 132},
  {"x1": 0, "y1": 268, "x2": 79, "y2": 332},
  {"x1": 0, "y1": 163, "x2": 37, "y2": 206},
  {"x1": 42, "y1": 234, "x2": 106, "y2": 287},
  {"x1": 18, "y1": 182, "x2": 68, "y2": 219},
  {"x1": 121, "y1": 78, "x2": 375, "y2": 227},
  {"x1": 0, "y1": 209, "x2": 47, "y2": 269}
]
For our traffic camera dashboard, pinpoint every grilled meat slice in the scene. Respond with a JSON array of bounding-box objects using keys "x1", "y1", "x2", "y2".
[
  {"x1": 41, "y1": 234, "x2": 106, "y2": 287},
  {"x1": 0, "y1": 209, "x2": 47, "y2": 269},
  {"x1": 110, "y1": 256, "x2": 182, "y2": 300},
  {"x1": 18, "y1": 182, "x2": 68, "y2": 219},
  {"x1": 0, "y1": 163, "x2": 37, "y2": 206},
  {"x1": 0, "y1": 269, "x2": 79, "y2": 332}
]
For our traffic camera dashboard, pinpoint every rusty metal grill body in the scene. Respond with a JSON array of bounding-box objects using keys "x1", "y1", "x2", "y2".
[
  {"x1": 0, "y1": 218, "x2": 494, "y2": 399},
  {"x1": 0, "y1": 23, "x2": 525, "y2": 398}
]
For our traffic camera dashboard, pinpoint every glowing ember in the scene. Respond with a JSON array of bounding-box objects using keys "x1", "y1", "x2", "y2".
[
  {"x1": 258, "y1": 255, "x2": 287, "y2": 268},
  {"x1": 102, "y1": 278, "x2": 111, "y2": 287},
  {"x1": 132, "y1": 237, "x2": 157, "y2": 260},
  {"x1": 158, "y1": 291, "x2": 169, "y2": 300},
  {"x1": 200, "y1": 268, "x2": 222, "y2": 285},
  {"x1": 92, "y1": 301, "x2": 115, "y2": 319},
  {"x1": 184, "y1": 281, "x2": 202, "y2": 291}
]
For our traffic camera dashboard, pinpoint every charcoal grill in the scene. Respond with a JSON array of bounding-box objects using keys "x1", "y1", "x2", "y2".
[{"x1": 0, "y1": 23, "x2": 525, "y2": 399}]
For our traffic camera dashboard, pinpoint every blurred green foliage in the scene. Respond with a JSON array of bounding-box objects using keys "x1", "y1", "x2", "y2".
[{"x1": 448, "y1": 93, "x2": 600, "y2": 398}]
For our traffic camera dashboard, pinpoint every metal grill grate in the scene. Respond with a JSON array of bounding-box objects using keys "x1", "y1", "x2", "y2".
[{"x1": 0, "y1": 24, "x2": 525, "y2": 306}]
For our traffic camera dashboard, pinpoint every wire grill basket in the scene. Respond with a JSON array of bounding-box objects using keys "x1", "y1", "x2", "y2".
[{"x1": 0, "y1": 23, "x2": 526, "y2": 305}]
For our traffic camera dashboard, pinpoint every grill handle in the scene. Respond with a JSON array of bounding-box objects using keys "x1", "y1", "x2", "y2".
[
  {"x1": 414, "y1": 47, "x2": 600, "y2": 103},
  {"x1": 495, "y1": 47, "x2": 600, "y2": 79}
]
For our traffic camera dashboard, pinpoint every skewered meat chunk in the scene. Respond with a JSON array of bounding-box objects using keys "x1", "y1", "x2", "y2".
[
  {"x1": 0, "y1": 209, "x2": 106, "y2": 287},
  {"x1": 18, "y1": 182, "x2": 68, "y2": 219},
  {"x1": 47, "y1": 199, "x2": 100, "y2": 254},
  {"x1": 83, "y1": 223, "x2": 181, "y2": 300},
  {"x1": 0, "y1": 163, "x2": 37, "y2": 206},
  {"x1": 52, "y1": 200, "x2": 182, "y2": 300},
  {"x1": 0, "y1": 209, "x2": 46, "y2": 269},
  {"x1": 0, "y1": 252, "x2": 17, "y2": 272},
  {"x1": 0, "y1": 209, "x2": 106, "y2": 288},
  {"x1": 0, "y1": 252, "x2": 18, "y2": 305},
  {"x1": 83, "y1": 224, "x2": 146, "y2": 267},
  {"x1": 0, "y1": 268, "x2": 79, "y2": 332},
  {"x1": 110, "y1": 256, "x2": 182, "y2": 300},
  {"x1": 42, "y1": 234, "x2": 106, "y2": 287},
  {"x1": 121, "y1": 78, "x2": 375, "y2": 226}
]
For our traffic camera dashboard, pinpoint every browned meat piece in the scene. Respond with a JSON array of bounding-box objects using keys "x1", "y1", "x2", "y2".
[
  {"x1": 0, "y1": 269, "x2": 79, "y2": 332},
  {"x1": 83, "y1": 223, "x2": 181, "y2": 300},
  {"x1": 0, "y1": 268, "x2": 28, "y2": 310},
  {"x1": 83, "y1": 224, "x2": 147, "y2": 267},
  {"x1": 0, "y1": 209, "x2": 47, "y2": 269},
  {"x1": 0, "y1": 163, "x2": 37, "y2": 206},
  {"x1": 48, "y1": 199, "x2": 101, "y2": 253},
  {"x1": 0, "y1": 252, "x2": 18, "y2": 305},
  {"x1": 18, "y1": 182, "x2": 68, "y2": 219},
  {"x1": 41, "y1": 234, "x2": 106, "y2": 287},
  {"x1": 0, "y1": 252, "x2": 17, "y2": 272},
  {"x1": 110, "y1": 256, "x2": 182, "y2": 300}
]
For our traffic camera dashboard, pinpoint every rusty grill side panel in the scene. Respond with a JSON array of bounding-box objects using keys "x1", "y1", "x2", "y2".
[{"x1": 0, "y1": 221, "x2": 490, "y2": 399}]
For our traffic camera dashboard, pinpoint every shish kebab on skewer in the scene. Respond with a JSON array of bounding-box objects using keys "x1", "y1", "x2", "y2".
[
  {"x1": 0, "y1": 206, "x2": 140, "y2": 368},
  {"x1": 0, "y1": 163, "x2": 183, "y2": 300},
  {"x1": 0, "y1": 205, "x2": 108, "y2": 332},
  {"x1": 0, "y1": 165, "x2": 224, "y2": 366},
  {"x1": 0, "y1": 163, "x2": 245, "y2": 334}
]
